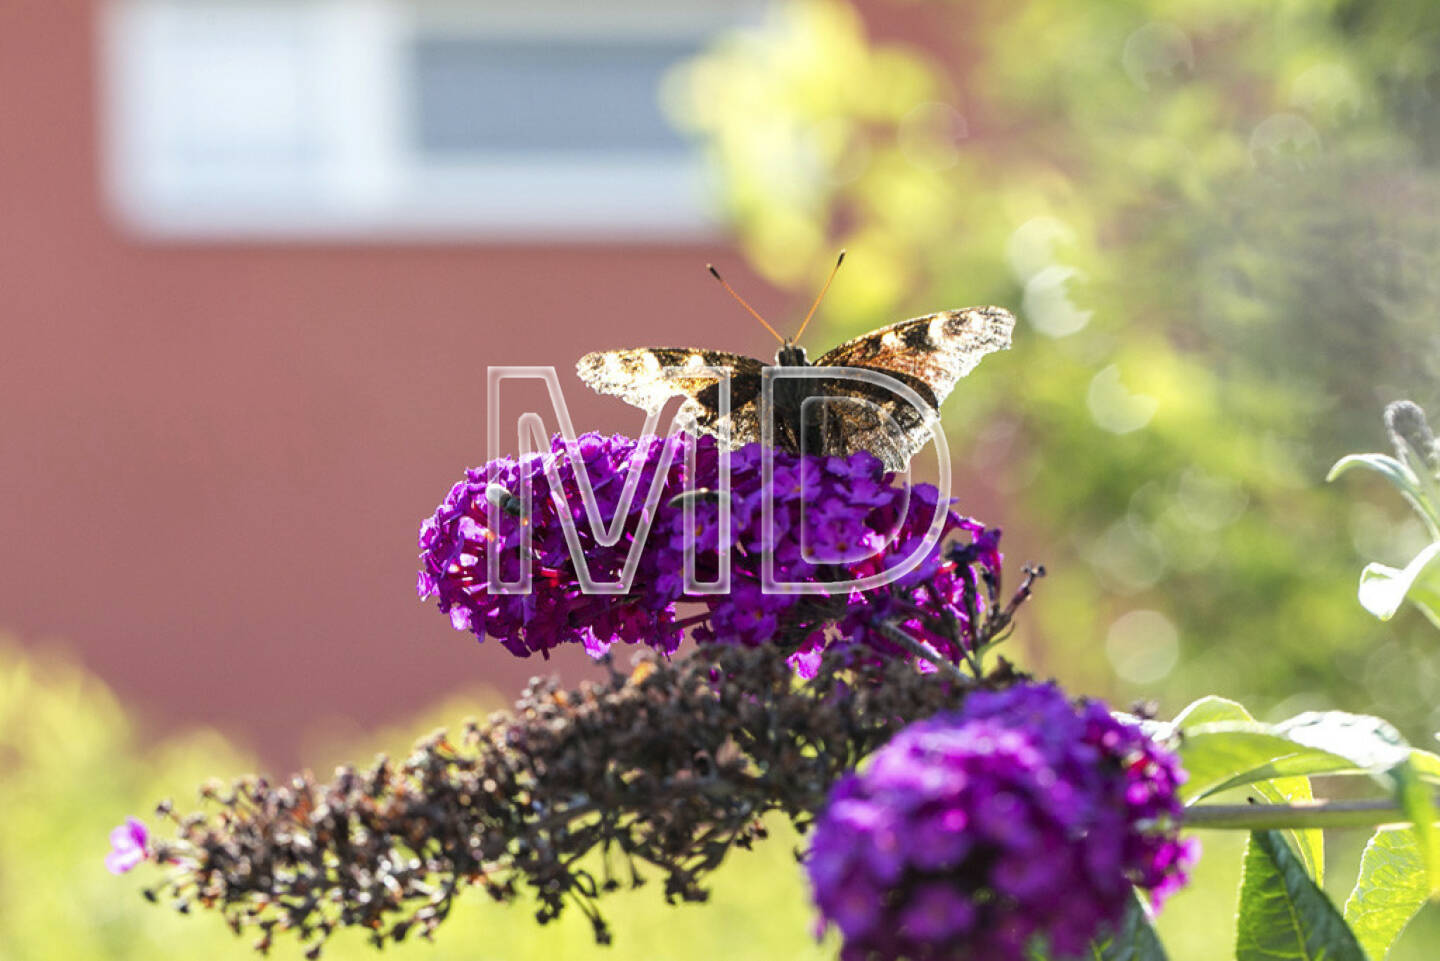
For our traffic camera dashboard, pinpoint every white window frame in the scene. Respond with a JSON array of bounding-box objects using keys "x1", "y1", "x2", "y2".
[{"x1": 100, "y1": 0, "x2": 757, "y2": 241}]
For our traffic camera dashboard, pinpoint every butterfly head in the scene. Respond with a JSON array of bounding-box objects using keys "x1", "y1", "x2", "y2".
[
  {"x1": 707, "y1": 251, "x2": 845, "y2": 362},
  {"x1": 776, "y1": 342, "x2": 809, "y2": 367}
]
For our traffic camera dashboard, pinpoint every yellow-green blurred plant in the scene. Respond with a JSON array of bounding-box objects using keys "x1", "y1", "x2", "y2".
[{"x1": 668, "y1": 0, "x2": 1440, "y2": 734}]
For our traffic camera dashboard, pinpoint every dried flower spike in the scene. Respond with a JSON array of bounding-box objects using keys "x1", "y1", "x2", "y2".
[{"x1": 129, "y1": 643, "x2": 1040, "y2": 955}]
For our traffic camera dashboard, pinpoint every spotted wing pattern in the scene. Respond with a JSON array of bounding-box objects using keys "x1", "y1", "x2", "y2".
[
  {"x1": 800, "y1": 306, "x2": 1016, "y2": 468},
  {"x1": 813, "y1": 307, "x2": 1015, "y2": 410},
  {"x1": 786, "y1": 385, "x2": 939, "y2": 470},
  {"x1": 575, "y1": 348, "x2": 767, "y2": 445}
]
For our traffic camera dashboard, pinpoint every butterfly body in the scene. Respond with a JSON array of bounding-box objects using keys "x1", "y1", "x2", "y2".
[
  {"x1": 770, "y1": 342, "x2": 827, "y2": 457},
  {"x1": 577, "y1": 306, "x2": 1015, "y2": 471}
]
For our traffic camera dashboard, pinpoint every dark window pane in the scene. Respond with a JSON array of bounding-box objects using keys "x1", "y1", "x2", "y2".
[{"x1": 412, "y1": 36, "x2": 695, "y2": 156}]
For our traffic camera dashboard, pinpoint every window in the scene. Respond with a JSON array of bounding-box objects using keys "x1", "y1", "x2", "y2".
[{"x1": 101, "y1": 0, "x2": 759, "y2": 239}]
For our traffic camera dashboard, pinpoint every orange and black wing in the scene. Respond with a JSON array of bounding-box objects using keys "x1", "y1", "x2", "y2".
[
  {"x1": 801, "y1": 307, "x2": 1015, "y2": 469},
  {"x1": 813, "y1": 307, "x2": 1015, "y2": 410}
]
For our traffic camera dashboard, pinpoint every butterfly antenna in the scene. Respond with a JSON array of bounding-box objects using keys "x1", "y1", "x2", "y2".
[
  {"x1": 792, "y1": 249, "x2": 846, "y2": 344},
  {"x1": 707, "y1": 263, "x2": 785, "y2": 344}
]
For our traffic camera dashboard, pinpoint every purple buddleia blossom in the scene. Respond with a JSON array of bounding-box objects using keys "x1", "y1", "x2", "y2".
[
  {"x1": 418, "y1": 433, "x2": 1003, "y2": 667},
  {"x1": 806, "y1": 682, "x2": 1197, "y2": 961},
  {"x1": 106, "y1": 817, "x2": 149, "y2": 875}
]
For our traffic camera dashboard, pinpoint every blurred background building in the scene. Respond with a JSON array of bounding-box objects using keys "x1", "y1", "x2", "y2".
[
  {"x1": 2, "y1": 0, "x2": 786, "y2": 766},
  {"x1": 2, "y1": 0, "x2": 976, "y2": 768}
]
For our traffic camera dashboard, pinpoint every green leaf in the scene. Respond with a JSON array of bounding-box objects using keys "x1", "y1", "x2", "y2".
[
  {"x1": 1188, "y1": 718, "x2": 1440, "y2": 882},
  {"x1": 1343, "y1": 827, "x2": 1429, "y2": 960},
  {"x1": 1236, "y1": 830, "x2": 1367, "y2": 961},
  {"x1": 1394, "y1": 438, "x2": 1440, "y2": 540},
  {"x1": 1179, "y1": 725, "x2": 1365, "y2": 801},
  {"x1": 1408, "y1": 747, "x2": 1440, "y2": 784},
  {"x1": 1172, "y1": 695, "x2": 1253, "y2": 728},
  {"x1": 1086, "y1": 892, "x2": 1169, "y2": 961},
  {"x1": 1277, "y1": 717, "x2": 1437, "y2": 888},
  {"x1": 1274, "y1": 712, "x2": 1412, "y2": 771},
  {"x1": 1329, "y1": 453, "x2": 1440, "y2": 539},
  {"x1": 1170, "y1": 697, "x2": 1322, "y2": 882},
  {"x1": 1180, "y1": 711, "x2": 1412, "y2": 802},
  {"x1": 1245, "y1": 778, "x2": 1323, "y2": 886},
  {"x1": 1357, "y1": 542, "x2": 1440, "y2": 622},
  {"x1": 1327, "y1": 452, "x2": 1413, "y2": 488},
  {"x1": 1392, "y1": 764, "x2": 1440, "y2": 894}
]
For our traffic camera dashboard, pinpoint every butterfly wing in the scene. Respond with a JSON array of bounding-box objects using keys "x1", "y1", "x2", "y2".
[
  {"x1": 813, "y1": 307, "x2": 1015, "y2": 409},
  {"x1": 780, "y1": 386, "x2": 934, "y2": 470},
  {"x1": 576, "y1": 348, "x2": 767, "y2": 446},
  {"x1": 806, "y1": 307, "x2": 1015, "y2": 469}
]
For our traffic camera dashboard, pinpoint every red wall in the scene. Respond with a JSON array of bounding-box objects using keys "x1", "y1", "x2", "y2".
[{"x1": 0, "y1": 3, "x2": 790, "y2": 766}]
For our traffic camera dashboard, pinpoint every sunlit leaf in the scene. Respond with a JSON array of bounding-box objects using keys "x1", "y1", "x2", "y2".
[
  {"x1": 1328, "y1": 452, "x2": 1415, "y2": 488},
  {"x1": 1392, "y1": 764, "x2": 1440, "y2": 894},
  {"x1": 1235, "y1": 830, "x2": 1366, "y2": 961},
  {"x1": 1172, "y1": 695, "x2": 1250, "y2": 728},
  {"x1": 1408, "y1": 748, "x2": 1440, "y2": 783},
  {"x1": 1344, "y1": 828, "x2": 1429, "y2": 959},
  {"x1": 1182, "y1": 710, "x2": 1414, "y2": 798},
  {"x1": 1179, "y1": 725, "x2": 1366, "y2": 802},
  {"x1": 1356, "y1": 543, "x2": 1440, "y2": 622},
  {"x1": 1170, "y1": 697, "x2": 1321, "y2": 882},
  {"x1": 1328, "y1": 453, "x2": 1435, "y2": 528}
]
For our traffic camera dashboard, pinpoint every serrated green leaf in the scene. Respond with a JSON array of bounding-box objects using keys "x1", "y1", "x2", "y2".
[
  {"x1": 1357, "y1": 543, "x2": 1440, "y2": 621},
  {"x1": 1086, "y1": 892, "x2": 1169, "y2": 961},
  {"x1": 1236, "y1": 830, "x2": 1367, "y2": 961},
  {"x1": 1343, "y1": 827, "x2": 1429, "y2": 960},
  {"x1": 1170, "y1": 697, "x2": 1321, "y2": 882}
]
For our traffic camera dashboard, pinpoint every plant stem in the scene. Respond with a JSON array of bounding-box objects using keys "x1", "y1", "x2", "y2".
[
  {"x1": 875, "y1": 622, "x2": 971, "y2": 684},
  {"x1": 1184, "y1": 796, "x2": 1440, "y2": 831}
]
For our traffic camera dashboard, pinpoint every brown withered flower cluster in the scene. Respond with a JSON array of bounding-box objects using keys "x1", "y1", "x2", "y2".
[{"x1": 139, "y1": 562, "x2": 1042, "y2": 957}]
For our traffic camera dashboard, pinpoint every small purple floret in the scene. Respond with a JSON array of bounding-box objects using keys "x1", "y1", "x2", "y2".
[
  {"x1": 106, "y1": 817, "x2": 149, "y2": 875},
  {"x1": 806, "y1": 682, "x2": 1197, "y2": 961}
]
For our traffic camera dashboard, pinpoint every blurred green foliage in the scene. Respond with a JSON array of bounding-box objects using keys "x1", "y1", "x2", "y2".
[
  {"x1": 0, "y1": 640, "x2": 835, "y2": 961},
  {"x1": 669, "y1": 0, "x2": 1440, "y2": 736}
]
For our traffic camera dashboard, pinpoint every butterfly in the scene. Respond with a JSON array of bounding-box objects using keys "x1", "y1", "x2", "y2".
[{"x1": 576, "y1": 253, "x2": 1015, "y2": 471}]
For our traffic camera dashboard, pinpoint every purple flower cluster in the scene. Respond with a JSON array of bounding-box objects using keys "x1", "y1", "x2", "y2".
[
  {"x1": 806, "y1": 682, "x2": 1197, "y2": 961},
  {"x1": 418, "y1": 432, "x2": 999, "y2": 667}
]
